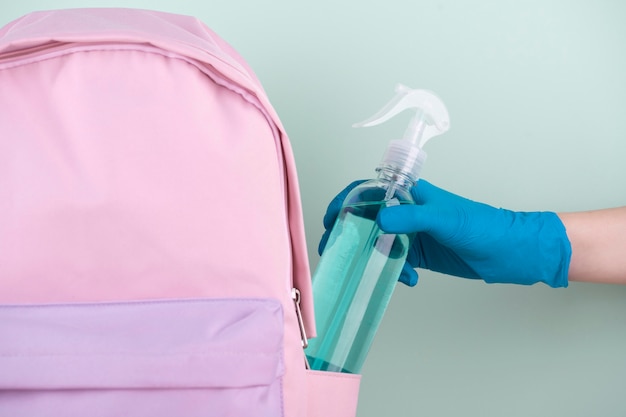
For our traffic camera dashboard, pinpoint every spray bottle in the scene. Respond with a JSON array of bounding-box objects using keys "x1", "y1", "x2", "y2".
[{"x1": 305, "y1": 84, "x2": 450, "y2": 374}]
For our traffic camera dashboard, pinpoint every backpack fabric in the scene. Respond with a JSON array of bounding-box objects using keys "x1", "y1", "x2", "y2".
[{"x1": 0, "y1": 8, "x2": 360, "y2": 416}]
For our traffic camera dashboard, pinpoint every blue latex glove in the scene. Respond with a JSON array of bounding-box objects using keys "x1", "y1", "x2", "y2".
[{"x1": 320, "y1": 180, "x2": 571, "y2": 288}]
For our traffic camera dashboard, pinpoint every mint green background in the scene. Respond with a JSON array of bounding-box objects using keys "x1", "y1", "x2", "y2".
[{"x1": 2, "y1": 2, "x2": 625, "y2": 416}]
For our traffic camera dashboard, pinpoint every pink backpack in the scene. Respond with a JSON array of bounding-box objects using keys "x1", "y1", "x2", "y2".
[{"x1": 0, "y1": 8, "x2": 360, "y2": 416}]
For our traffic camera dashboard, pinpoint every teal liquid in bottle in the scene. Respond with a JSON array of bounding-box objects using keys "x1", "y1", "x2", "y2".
[
  {"x1": 305, "y1": 85, "x2": 451, "y2": 374},
  {"x1": 305, "y1": 173, "x2": 414, "y2": 374}
]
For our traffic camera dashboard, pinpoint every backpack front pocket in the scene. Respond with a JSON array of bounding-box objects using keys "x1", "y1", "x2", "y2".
[{"x1": 0, "y1": 298, "x2": 285, "y2": 417}]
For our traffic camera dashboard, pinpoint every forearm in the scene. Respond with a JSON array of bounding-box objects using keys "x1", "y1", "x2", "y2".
[{"x1": 558, "y1": 207, "x2": 626, "y2": 284}]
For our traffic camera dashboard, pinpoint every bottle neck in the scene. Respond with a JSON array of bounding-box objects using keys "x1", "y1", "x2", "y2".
[{"x1": 375, "y1": 165, "x2": 417, "y2": 191}]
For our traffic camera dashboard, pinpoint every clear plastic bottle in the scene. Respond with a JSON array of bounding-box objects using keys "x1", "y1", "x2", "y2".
[{"x1": 305, "y1": 85, "x2": 450, "y2": 374}]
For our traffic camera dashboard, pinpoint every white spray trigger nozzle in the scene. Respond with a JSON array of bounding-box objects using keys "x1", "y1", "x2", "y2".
[{"x1": 353, "y1": 84, "x2": 450, "y2": 148}]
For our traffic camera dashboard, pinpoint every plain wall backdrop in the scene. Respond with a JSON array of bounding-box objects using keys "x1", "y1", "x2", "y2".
[{"x1": 2, "y1": 1, "x2": 625, "y2": 416}]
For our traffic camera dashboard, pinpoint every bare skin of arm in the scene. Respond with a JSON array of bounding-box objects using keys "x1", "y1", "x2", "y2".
[{"x1": 559, "y1": 207, "x2": 626, "y2": 284}]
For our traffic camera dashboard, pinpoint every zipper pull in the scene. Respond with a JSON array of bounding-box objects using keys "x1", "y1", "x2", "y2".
[{"x1": 291, "y1": 288, "x2": 310, "y2": 369}]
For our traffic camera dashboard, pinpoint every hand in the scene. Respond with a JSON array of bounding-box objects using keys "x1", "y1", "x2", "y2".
[{"x1": 378, "y1": 180, "x2": 571, "y2": 287}]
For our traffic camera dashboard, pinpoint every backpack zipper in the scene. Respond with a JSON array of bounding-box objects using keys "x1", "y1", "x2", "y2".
[{"x1": 291, "y1": 287, "x2": 310, "y2": 369}]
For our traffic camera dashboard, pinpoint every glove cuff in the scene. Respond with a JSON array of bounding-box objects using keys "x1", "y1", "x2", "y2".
[
  {"x1": 483, "y1": 211, "x2": 571, "y2": 288},
  {"x1": 538, "y1": 211, "x2": 571, "y2": 288}
]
